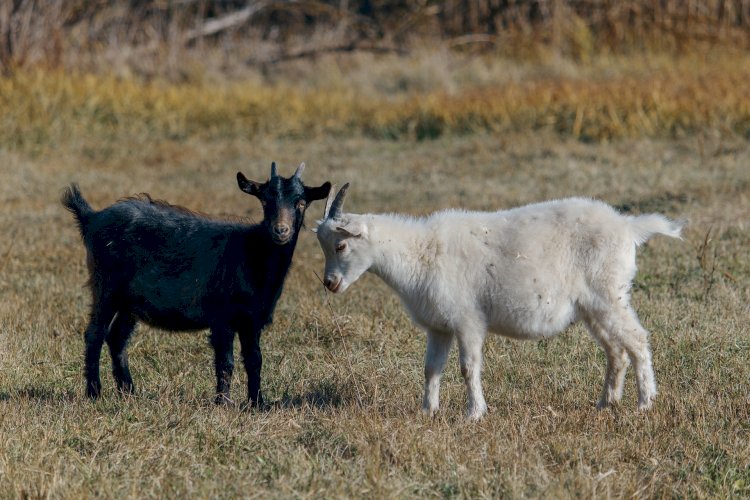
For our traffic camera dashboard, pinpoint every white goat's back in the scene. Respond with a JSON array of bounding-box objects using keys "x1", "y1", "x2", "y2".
[{"x1": 412, "y1": 198, "x2": 682, "y2": 340}]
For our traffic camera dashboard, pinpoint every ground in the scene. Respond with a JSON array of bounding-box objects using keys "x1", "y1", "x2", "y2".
[{"x1": 0, "y1": 131, "x2": 748, "y2": 497}]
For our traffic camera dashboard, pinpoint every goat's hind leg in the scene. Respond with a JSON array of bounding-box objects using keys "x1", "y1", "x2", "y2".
[
  {"x1": 422, "y1": 330, "x2": 453, "y2": 417},
  {"x1": 584, "y1": 315, "x2": 630, "y2": 409},
  {"x1": 596, "y1": 306, "x2": 657, "y2": 410},
  {"x1": 616, "y1": 307, "x2": 657, "y2": 410},
  {"x1": 106, "y1": 312, "x2": 137, "y2": 395},
  {"x1": 84, "y1": 299, "x2": 117, "y2": 399}
]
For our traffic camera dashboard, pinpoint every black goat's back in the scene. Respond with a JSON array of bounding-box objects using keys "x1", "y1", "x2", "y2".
[{"x1": 69, "y1": 194, "x2": 293, "y2": 332}]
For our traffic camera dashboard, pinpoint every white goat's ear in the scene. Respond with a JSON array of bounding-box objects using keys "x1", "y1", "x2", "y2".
[
  {"x1": 311, "y1": 219, "x2": 328, "y2": 234},
  {"x1": 335, "y1": 221, "x2": 366, "y2": 238}
]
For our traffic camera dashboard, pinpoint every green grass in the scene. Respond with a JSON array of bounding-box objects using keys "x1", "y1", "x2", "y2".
[{"x1": 1, "y1": 129, "x2": 748, "y2": 497}]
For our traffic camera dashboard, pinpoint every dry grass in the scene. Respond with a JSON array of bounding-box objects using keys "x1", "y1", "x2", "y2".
[
  {"x1": 1, "y1": 125, "x2": 749, "y2": 496},
  {"x1": 2, "y1": 50, "x2": 750, "y2": 151}
]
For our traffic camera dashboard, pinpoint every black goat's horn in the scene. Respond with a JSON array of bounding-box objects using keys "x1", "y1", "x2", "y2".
[
  {"x1": 327, "y1": 183, "x2": 350, "y2": 219},
  {"x1": 294, "y1": 162, "x2": 305, "y2": 178},
  {"x1": 270, "y1": 161, "x2": 277, "y2": 178}
]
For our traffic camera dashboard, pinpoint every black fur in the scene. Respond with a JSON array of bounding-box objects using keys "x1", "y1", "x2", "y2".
[{"x1": 62, "y1": 165, "x2": 331, "y2": 406}]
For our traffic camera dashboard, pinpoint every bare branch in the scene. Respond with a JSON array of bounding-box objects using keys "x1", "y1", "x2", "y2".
[
  {"x1": 255, "y1": 41, "x2": 407, "y2": 65},
  {"x1": 185, "y1": 2, "x2": 269, "y2": 42}
]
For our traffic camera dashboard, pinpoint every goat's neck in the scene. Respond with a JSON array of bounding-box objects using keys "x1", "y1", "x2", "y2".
[
  {"x1": 243, "y1": 223, "x2": 298, "y2": 271},
  {"x1": 367, "y1": 214, "x2": 430, "y2": 298}
]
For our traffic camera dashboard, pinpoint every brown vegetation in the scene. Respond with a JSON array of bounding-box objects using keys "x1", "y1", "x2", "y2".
[{"x1": 3, "y1": 1, "x2": 750, "y2": 74}]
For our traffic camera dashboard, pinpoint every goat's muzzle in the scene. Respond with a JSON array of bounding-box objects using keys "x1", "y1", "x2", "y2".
[
  {"x1": 271, "y1": 223, "x2": 292, "y2": 244},
  {"x1": 324, "y1": 276, "x2": 342, "y2": 293}
]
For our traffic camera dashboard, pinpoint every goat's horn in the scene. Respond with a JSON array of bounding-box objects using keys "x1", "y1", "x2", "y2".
[
  {"x1": 328, "y1": 183, "x2": 350, "y2": 219},
  {"x1": 294, "y1": 162, "x2": 305, "y2": 178},
  {"x1": 270, "y1": 161, "x2": 277, "y2": 178},
  {"x1": 323, "y1": 184, "x2": 337, "y2": 219}
]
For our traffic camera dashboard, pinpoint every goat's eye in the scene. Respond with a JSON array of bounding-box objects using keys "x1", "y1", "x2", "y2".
[
  {"x1": 335, "y1": 242, "x2": 347, "y2": 253},
  {"x1": 296, "y1": 200, "x2": 306, "y2": 210}
]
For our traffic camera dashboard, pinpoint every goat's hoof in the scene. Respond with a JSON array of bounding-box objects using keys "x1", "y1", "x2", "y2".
[
  {"x1": 465, "y1": 406, "x2": 488, "y2": 422},
  {"x1": 637, "y1": 400, "x2": 655, "y2": 411},
  {"x1": 214, "y1": 394, "x2": 235, "y2": 406},
  {"x1": 241, "y1": 399, "x2": 270, "y2": 412},
  {"x1": 116, "y1": 383, "x2": 135, "y2": 396},
  {"x1": 421, "y1": 406, "x2": 439, "y2": 418},
  {"x1": 86, "y1": 383, "x2": 102, "y2": 399}
]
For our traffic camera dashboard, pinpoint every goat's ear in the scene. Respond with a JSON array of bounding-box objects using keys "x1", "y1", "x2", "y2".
[
  {"x1": 335, "y1": 221, "x2": 367, "y2": 239},
  {"x1": 305, "y1": 182, "x2": 332, "y2": 202},
  {"x1": 237, "y1": 172, "x2": 263, "y2": 197}
]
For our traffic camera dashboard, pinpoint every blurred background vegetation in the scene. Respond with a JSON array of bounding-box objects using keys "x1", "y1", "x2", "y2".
[
  {"x1": 3, "y1": 0, "x2": 750, "y2": 71},
  {"x1": 1, "y1": 1, "x2": 749, "y2": 145}
]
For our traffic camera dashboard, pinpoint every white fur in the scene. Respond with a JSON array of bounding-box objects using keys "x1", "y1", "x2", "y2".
[{"x1": 316, "y1": 197, "x2": 683, "y2": 420}]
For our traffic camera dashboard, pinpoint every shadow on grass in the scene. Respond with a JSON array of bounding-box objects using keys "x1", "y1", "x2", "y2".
[
  {"x1": 0, "y1": 381, "x2": 353, "y2": 411},
  {"x1": 275, "y1": 379, "x2": 348, "y2": 410},
  {"x1": 0, "y1": 385, "x2": 78, "y2": 402}
]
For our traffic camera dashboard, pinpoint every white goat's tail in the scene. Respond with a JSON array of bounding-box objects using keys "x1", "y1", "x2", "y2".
[{"x1": 629, "y1": 214, "x2": 685, "y2": 246}]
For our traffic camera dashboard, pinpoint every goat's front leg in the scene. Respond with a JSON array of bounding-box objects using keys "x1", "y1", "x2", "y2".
[
  {"x1": 422, "y1": 330, "x2": 453, "y2": 417},
  {"x1": 210, "y1": 327, "x2": 235, "y2": 404},
  {"x1": 238, "y1": 328, "x2": 264, "y2": 409},
  {"x1": 456, "y1": 327, "x2": 488, "y2": 421}
]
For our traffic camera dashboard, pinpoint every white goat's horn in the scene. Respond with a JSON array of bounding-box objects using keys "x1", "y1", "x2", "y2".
[
  {"x1": 323, "y1": 183, "x2": 337, "y2": 219},
  {"x1": 294, "y1": 162, "x2": 305, "y2": 178},
  {"x1": 328, "y1": 183, "x2": 350, "y2": 219}
]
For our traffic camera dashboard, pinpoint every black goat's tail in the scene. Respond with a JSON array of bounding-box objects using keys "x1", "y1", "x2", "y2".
[{"x1": 62, "y1": 183, "x2": 94, "y2": 235}]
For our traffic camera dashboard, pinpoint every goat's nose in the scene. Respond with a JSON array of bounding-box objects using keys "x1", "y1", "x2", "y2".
[
  {"x1": 323, "y1": 276, "x2": 341, "y2": 292},
  {"x1": 273, "y1": 224, "x2": 291, "y2": 237}
]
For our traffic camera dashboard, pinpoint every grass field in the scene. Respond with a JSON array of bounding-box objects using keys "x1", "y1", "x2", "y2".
[
  {"x1": 1, "y1": 45, "x2": 750, "y2": 497},
  {"x1": 1, "y1": 127, "x2": 748, "y2": 497}
]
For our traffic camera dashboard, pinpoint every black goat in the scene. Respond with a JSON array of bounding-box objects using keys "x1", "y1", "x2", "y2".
[{"x1": 62, "y1": 162, "x2": 331, "y2": 406}]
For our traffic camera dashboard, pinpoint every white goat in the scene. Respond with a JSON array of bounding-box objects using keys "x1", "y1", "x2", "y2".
[{"x1": 316, "y1": 185, "x2": 683, "y2": 420}]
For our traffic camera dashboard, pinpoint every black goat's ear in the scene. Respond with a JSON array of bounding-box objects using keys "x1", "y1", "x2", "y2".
[
  {"x1": 305, "y1": 182, "x2": 332, "y2": 202},
  {"x1": 237, "y1": 172, "x2": 263, "y2": 197}
]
